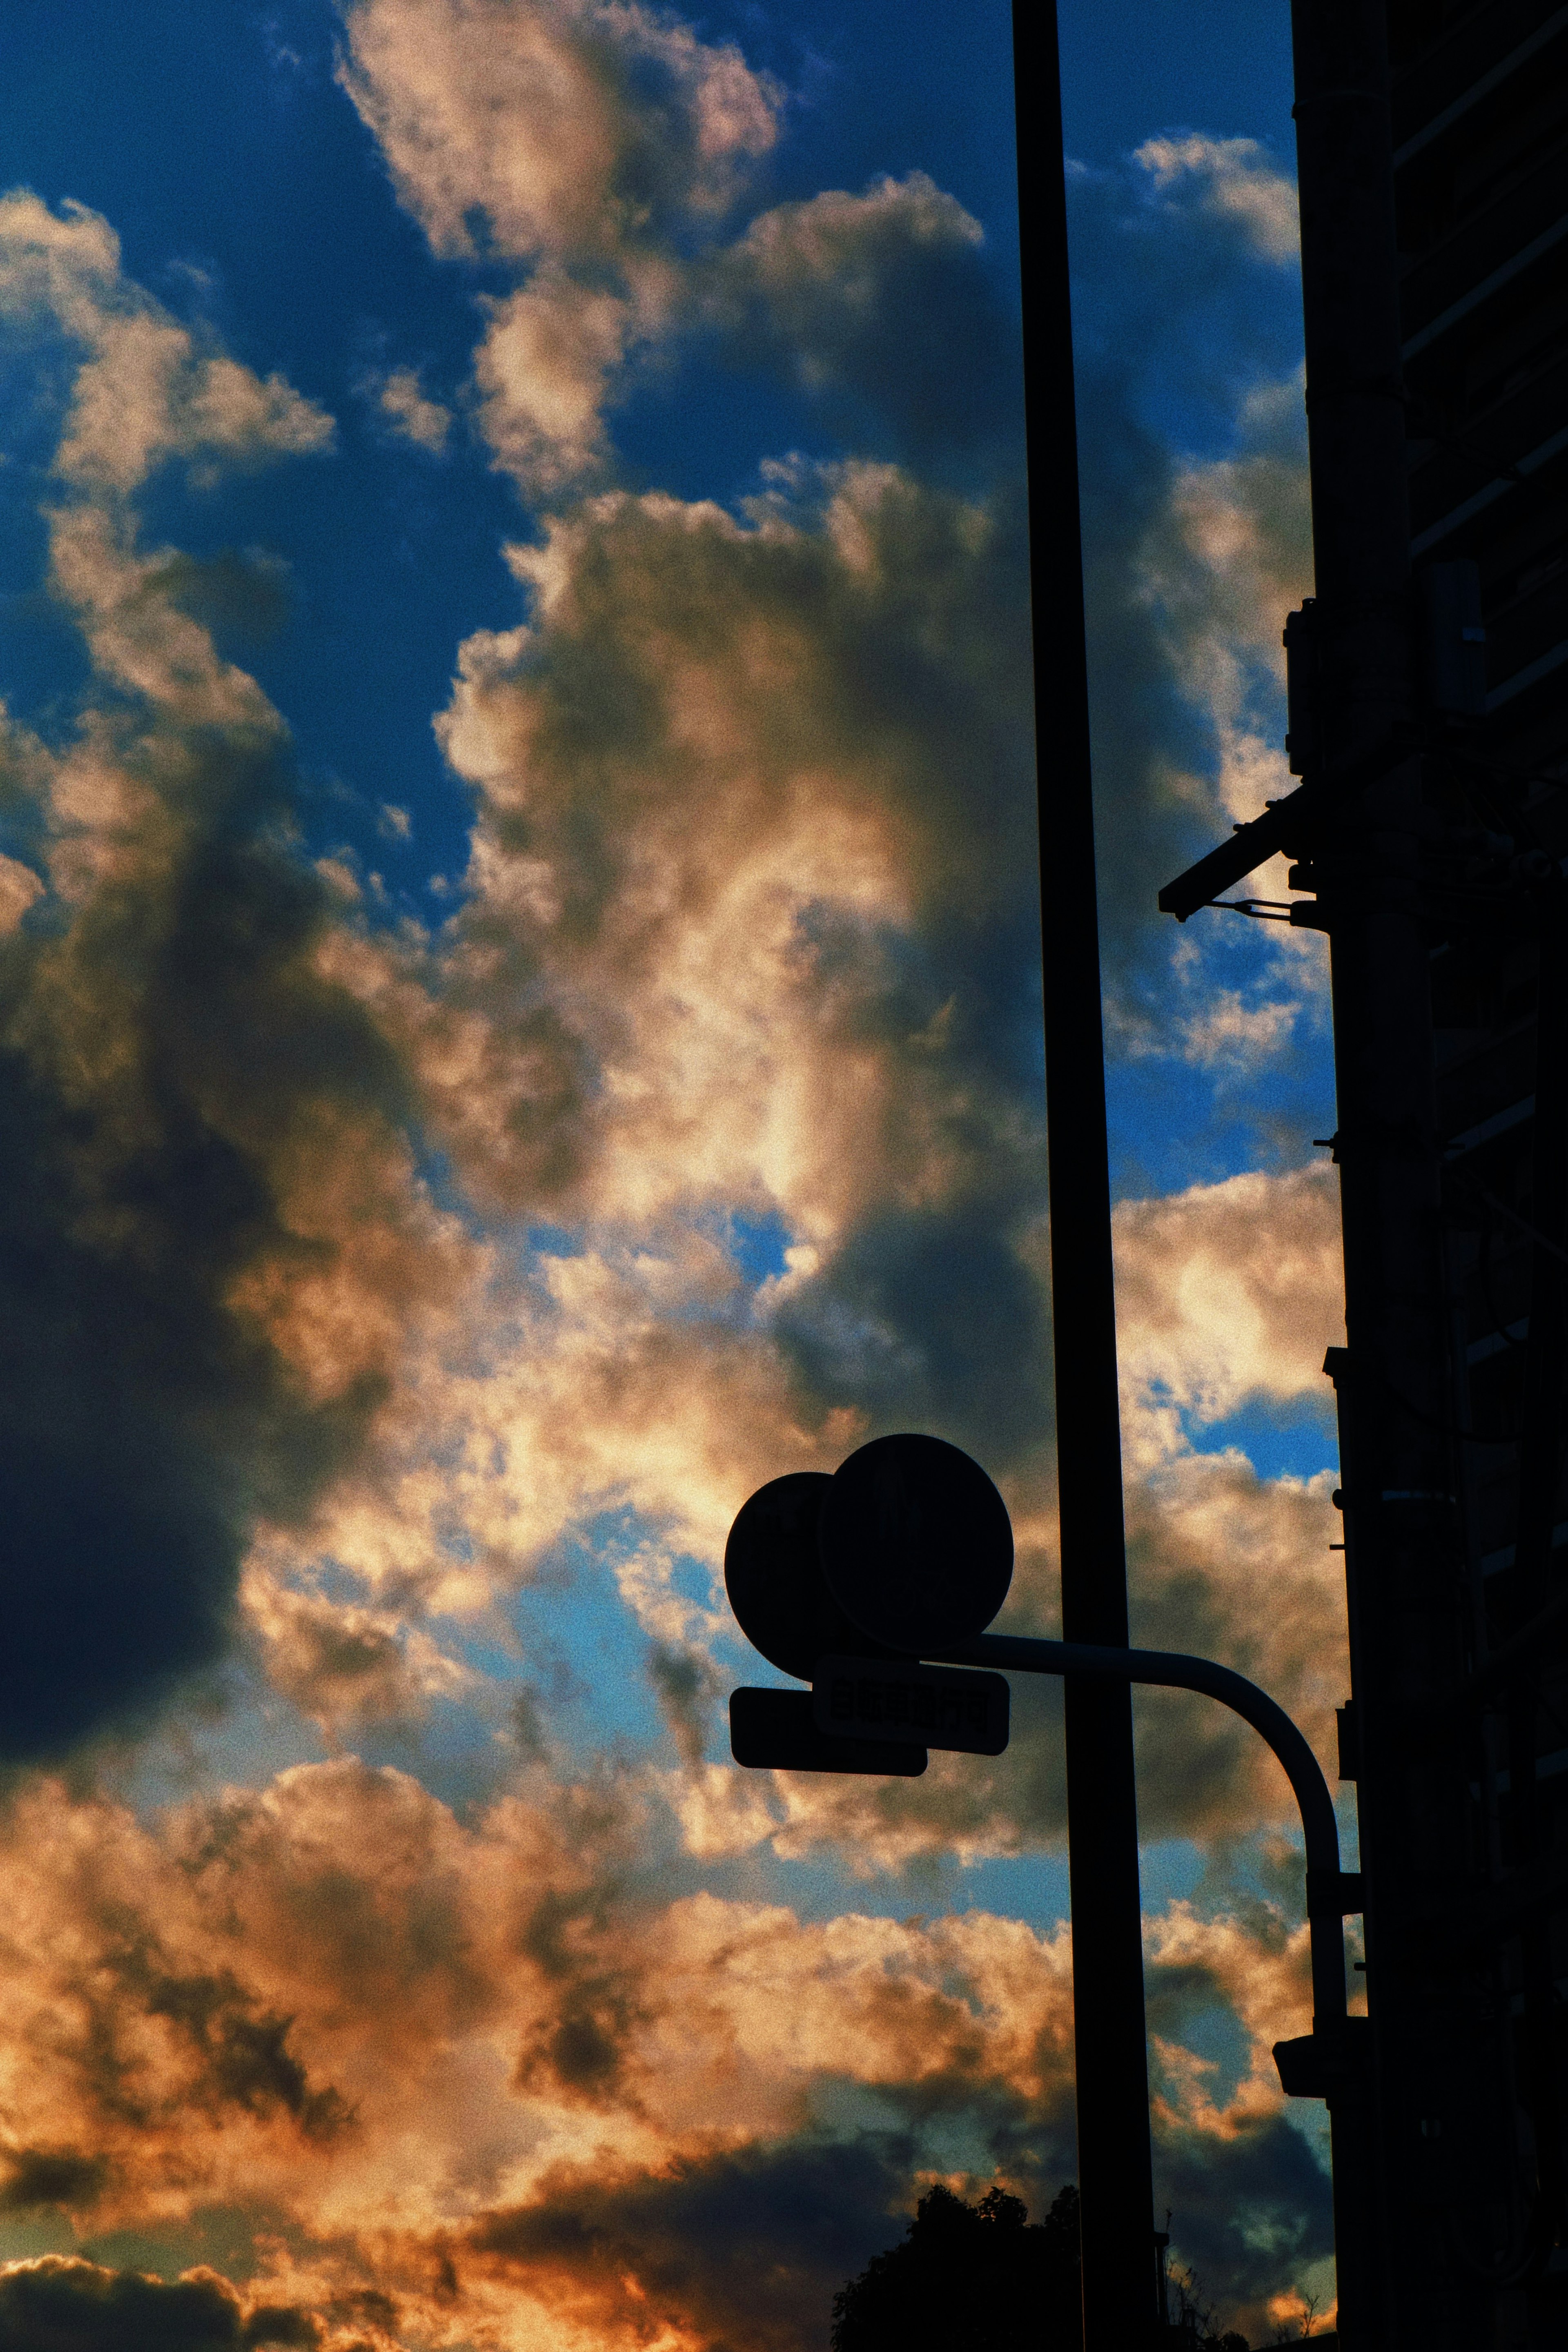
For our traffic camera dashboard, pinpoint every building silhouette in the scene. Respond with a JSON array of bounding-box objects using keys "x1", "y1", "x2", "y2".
[{"x1": 1163, "y1": 1, "x2": 1568, "y2": 2340}]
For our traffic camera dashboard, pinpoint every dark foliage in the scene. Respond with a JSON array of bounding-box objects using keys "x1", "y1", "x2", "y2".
[{"x1": 829, "y1": 2181, "x2": 1082, "y2": 2351}]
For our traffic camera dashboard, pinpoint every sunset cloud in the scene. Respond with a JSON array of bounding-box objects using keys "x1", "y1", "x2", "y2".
[
  {"x1": 1115, "y1": 1160, "x2": 1342, "y2": 1432},
  {"x1": 702, "y1": 174, "x2": 1019, "y2": 461},
  {"x1": 1064, "y1": 137, "x2": 1310, "y2": 980},
  {"x1": 0, "y1": 2260, "x2": 322, "y2": 2352},
  {"x1": 335, "y1": 0, "x2": 778, "y2": 265},
  {"x1": 0, "y1": 190, "x2": 332, "y2": 498},
  {"x1": 334, "y1": 0, "x2": 779, "y2": 488},
  {"x1": 424, "y1": 465, "x2": 1038, "y2": 1227},
  {"x1": 1134, "y1": 365, "x2": 1314, "y2": 851},
  {"x1": 0, "y1": 0, "x2": 1343, "y2": 2336},
  {"x1": 333, "y1": 3, "x2": 1018, "y2": 492},
  {"x1": 0, "y1": 1757, "x2": 1330, "y2": 2345},
  {"x1": 0, "y1": 214, "x2": 408, "y2": 1759}
]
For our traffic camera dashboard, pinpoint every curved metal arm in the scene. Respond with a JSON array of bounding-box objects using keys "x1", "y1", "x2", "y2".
[{"x1": 934, "y1": 1632, "x2": 1351, "y2": 2025}]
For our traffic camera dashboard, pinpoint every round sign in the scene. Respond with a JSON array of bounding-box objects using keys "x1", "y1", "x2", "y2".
[
  {"x1": 817, "y1": 1433, "x2": 1013, "y2": 1653},
  {"x1": 724, "y1": 1472, "x2": 904, "y2": 1681}
]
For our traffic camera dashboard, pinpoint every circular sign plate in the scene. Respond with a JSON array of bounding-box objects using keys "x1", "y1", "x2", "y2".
[
  {"x1": 724, "y1": 1472, "x2": 903, "y2": 1681},
  {"x1": 817, "y1": 1433, "x2": 1013, "y2": 1653}
]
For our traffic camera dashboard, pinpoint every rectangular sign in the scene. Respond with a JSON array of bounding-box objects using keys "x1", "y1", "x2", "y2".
[
  {"x1": 812, "y1": 1657, "x2": 1009, "y2": 1755},
  {"x1": 729, "y1": 1687, "x2": 927, "y2": 1776}
]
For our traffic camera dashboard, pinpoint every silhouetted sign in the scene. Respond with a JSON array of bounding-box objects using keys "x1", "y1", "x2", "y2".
[
  {"x1": 1273, "y1": 2018, "x2": 1370, "y2": 2100},
  {"x1": 817, "y1": 1433, "x2": 1013, "y2": 1652},
  {"x1": 812, "y1": 1655, "x2": 1009, "y2": 1755},
  {"x1": 729, "y1": 1687, "x2": 926, "y2": 1776},
  {"x1": 724, "y1": 1471, "x2": 904, "y2": 1681}
]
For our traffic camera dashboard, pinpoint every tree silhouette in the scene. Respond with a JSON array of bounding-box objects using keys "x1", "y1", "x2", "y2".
[
  {"x1": 830, "y1": 2181, "x2": 1083, "y2": 2351},
  {"x1": 1165, "y1": 2255, "x2": 1253, "y2": 2350}
]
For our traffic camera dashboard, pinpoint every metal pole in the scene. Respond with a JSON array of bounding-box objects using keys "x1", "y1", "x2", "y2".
[
  {"x1": 1009, "y1": 6, "x2": 1157, "y2": 2341},
  {"x1": 941, "y1": 1633, "x2": 1352, "y2": 2027}
]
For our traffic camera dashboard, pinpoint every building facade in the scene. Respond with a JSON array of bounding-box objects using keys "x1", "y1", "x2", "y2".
[{"x1": 1163, "y1": 2, "x2": 1568, "y2": 2342}]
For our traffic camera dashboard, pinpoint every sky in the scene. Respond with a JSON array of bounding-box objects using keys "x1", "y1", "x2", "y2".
[{"x1": 0, "y1": 2, "x2": 1350, "y2": 2345}]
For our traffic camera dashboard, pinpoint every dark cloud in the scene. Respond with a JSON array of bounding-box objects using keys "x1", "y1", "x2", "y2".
[
  {"x1": 1156, "y1": 2114, "x2": 1332, "y2": 2322},
  {"x1": 0, "y1": 2147, "x2": 111, "y2": 2213},
  {"x1": 147, "y1": 549, "x2": 294, "y2": 649},
  {"x1": 0, "y1": 715, "x2": 410, "y2": 1761},
  {"x1": 0, "y1": 2256, "x2": 324, "y2": 2352},
  {"x1": 647, "y1": 1640, "x2": 717, "y2": 1769},
  {"x1": 42, "y1": 1862, "x2": 352, "y2": 2148},
  {"x1": 513, "y1": 1883, "x2": 647, "y2": 2109},
  {"x1": 702, "y1": 175, "x2": 1022, "y2": 470},
  {"x1": 773, "y1": 1205, "x2": 1051, "y2": 1472},
  {"x1": 468, "y1": 2134, "x2": 921, "y2": 2352},
  {"x1": 840, "y1": 2065, "x2": 1078, "y2": 2214},
  {"x1": 1075, "y1": 380, "x2": 1205, "y2": 950}
]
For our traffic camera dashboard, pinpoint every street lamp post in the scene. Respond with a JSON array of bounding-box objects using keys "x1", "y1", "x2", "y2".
[
  {"x1": 724, "y1": 1432, "x2": 1370, "y2": 2345},
  {"x1": 1008, "y1": 3, "x2": 1160, "y2": 2336}
]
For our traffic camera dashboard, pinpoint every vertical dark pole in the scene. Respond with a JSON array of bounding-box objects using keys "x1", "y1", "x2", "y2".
[{"x1": 1010, "y1": 9, "x2": 1157, "y2": 2345}]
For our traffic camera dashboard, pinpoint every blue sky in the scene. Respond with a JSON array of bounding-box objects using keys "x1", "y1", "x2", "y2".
[{"x1": 0, "y1": 4, "x2": 1348, "y2": 2343}]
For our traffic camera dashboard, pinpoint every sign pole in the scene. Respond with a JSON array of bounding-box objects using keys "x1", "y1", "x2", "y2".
[{"x1": 1009, "y1": 7, "x2": 1158, "y2": 2341}]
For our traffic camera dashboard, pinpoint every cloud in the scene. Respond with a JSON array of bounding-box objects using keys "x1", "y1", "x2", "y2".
[
  {"x1": 0, "y1": 190, "x2": 332, "y2": 498},
  {"x1": 0, "y1": 207, "x2": 439, "y2": 1760},
  {"x1": 0, "y1": 675, "x2": 420, "y2": 1756},
  {"x1": 1133, "y1": 367, "x2": 1314, "y2": 840},
  {"x1": 0, "y1": 1757, "x2": 1083, "y2": 2206},
  {"x1": 1060, "y1": 143, "x2": 1308, "y2": 967},
  {"x1": 335, "y1": 8, "x2": 1019, "y2": 490},
  {"x1": 258, "y1": 1154, "x2": 1346, "y2": 1880},
  {"x1": 0, "y1": 93, "x2": 1111, "y2": 1869},
  {"x1": 246, "y1": 458, "x2": 1053, "y2": 1633},
  {"x1": 463, "y1": 2135, "x2": 920, "y2": 2352},
  {"x1": 0, "y1": 2148, "x2": 111, "y2": 2215},
  {"x1": 1142, "y1": 1898, "x2": 1337, "y2": 2342},
  {"x1": 334, "y1": 0, "x2": 779, "y2": 488},
  {"x1": 0, "y1": 184, "x2": 1336, "y2": 1887},
  {"x1": 1114, "y1": 1160, "x2": 1342, "y2": 1431},
  {"x1": 1126, "y1": 1453, "x2": 1343, "y2": 1840},
  {"x1": 335, "y1": 0, "x2": 778, "y2": 265},
  {"x1": 472, "y1": 271, "x2": 637, "y2": 489},
  {"x1": 646, "y1": 1639, "x2": 719, "y2": 1770},
  {"x1": 1156, "y1": 2116, "x2": 1332, "y2": 2340},
  {"x1": 726, "y1": 1162, "x2": 1342, "y2": 1860},
  {"x1": 365, "y1": 363, "x2": 450, "y2": 453},
  {"x1": 1133, "y1": 134, "x2": 1301, "y2": 267},
  {"x1": 424, "y1": 464, "x2": 1038, "y2": 1225},
  {"x1": 0, "y1": 2260, "x2": 248, "y2": 2351},
  {"x1": 1108, "y1": 1162, "x2": 1347, "y2": 1826},
  {"x1": 0, "y1": 2258, "x2": 343, "y2": 2350},
  {"x1": 241, "y1": 1559, "x2": 474, "y2": 1739},
  {"x1": 0, "y1": 56, "x2": 1346, "y2": 2343},
  {"x1": 701, "y1": 174, "x2": 1020, "y2": 463},
  {"x1": 1173, "y1": 984, "x2": 1300, "y2": 1070},
  {"x1": 0, "y1": 852, "x2": 42, "y2": 931},
  {"x1": 771, "y1": 1205, "x2": 1051, "y2": 1466},
  {"x1": 640, "y1": 1163, "x2": 1341, "y2": 1868},
  {"x1": 0, "y1": 1754, "x2": 1338, "y2": 2346}
]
